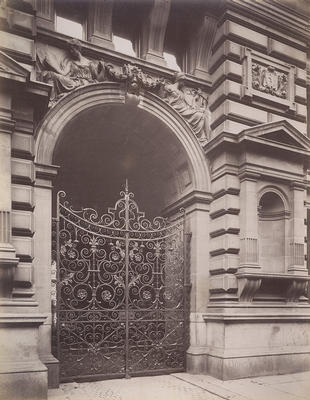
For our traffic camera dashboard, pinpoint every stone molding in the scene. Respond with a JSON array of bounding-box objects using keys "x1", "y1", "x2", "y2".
[
  {"x1": 222, "y1": 2, "x2": 309, "y2": 44},
  {"x1": 205, "y1": 120, "x2": 310, "y2": 162},
  {"x1": 0, "y1": 312, "x2": 46, "y2": 324},
  {"x1": 163, "y1": 190, "x2": 212, "y2": 217},
  {"x1": 0, "y1": 50, "x2": 30, "y2": 82},
  {"x1": 203, "y1": 312, "x2": 310, "y2": 321},
  {"x1": 35, "y1": 162, "x2": 59, "y2": 182},
  {"x1": 0, "y1": 116, "x2": 15, "y2": 135}
]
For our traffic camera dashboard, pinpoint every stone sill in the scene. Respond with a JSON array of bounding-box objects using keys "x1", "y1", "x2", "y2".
[
  {"x1": 0, "y1": 313, "x2": 46, "y2": 325},
  {"x1": 236, "y1": 272, "x2": 310, "y2": 280},
  {"x1": 203, "y1": 312, "x2": 310, "y2": 322},
  {"x1": 201, "y1": 346, "x2": 310, "y2": 359},
  {"x1": 236, "y1": 271, "x2": 310, "y2": 302}
]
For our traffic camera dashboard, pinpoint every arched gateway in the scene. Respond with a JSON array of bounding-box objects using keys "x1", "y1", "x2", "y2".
[
  {"x1": 34, "y1": 82, "x2": 212, "y2": 382},
  {"x1": 1, "y1": 1, "x2": 310, "y2": 398}
]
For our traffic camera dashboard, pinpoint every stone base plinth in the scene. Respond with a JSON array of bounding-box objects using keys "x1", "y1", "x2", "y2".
[
  {"x1": 203, "y1": 305, "x2": 310, "y2": 380},
  {"x1": 186, "y1": 346, "x2": 208, "y2": 374},
  {"x1": 0, "y1": 370, "x2": 47, "y2": 400},
  {"x1": 0, "y1": 312, "x2": 48, "y2": 400},
  {"x1": 41, "y1": 354, "x2": 59, "y2": 389}
]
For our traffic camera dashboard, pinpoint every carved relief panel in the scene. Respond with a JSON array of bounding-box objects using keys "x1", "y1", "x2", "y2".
[{"x1": 242, "y1": 48, "x2": 296, "y2": 112}]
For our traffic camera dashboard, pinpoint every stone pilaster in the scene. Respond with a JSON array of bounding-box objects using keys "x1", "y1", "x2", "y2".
[
  {"x1": 36, "y1": 0, "x2": 54, "y2": 30},
  {"x1": 187, "y1": 15, "x2": 217, "y2": 80},
  {"x1": 238, "y1": 171, "x2": 260, "y2": 272},
  {"x1": 164, "y1": 191, "x2": 211, "y2": 374},
  {"x1": 34, "y1": 163, "x2": 59, "y2": 388},
  {"x1": 141, "y1": 0, "x2": 171, "y2": 66},
  {"x1": 208, "y1": 174, "x2": 240, "y2": 302},
  {"x1": 288, "y1": 182, "x2": 307, "y2": 275},
  {"x1": 87, "y1": 0, "x2": 114, "y2": 49},
  {"x1": 0, "y1": 106, "x2": 19, "y2": 300},
  {"x1": 0, "y1": 92, "x2": 48, "y2": 400}
]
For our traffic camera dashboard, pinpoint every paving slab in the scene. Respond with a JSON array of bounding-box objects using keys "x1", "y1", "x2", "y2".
[
  {"x1": 251, "y1": 371, "x2": 310, "y2": 385},
  {"x1": 49, "y1": 375, "x2": 223, "y2": 400},
  {"x1": 48, "y1": 372, "x2": 310, "y2": 400}
]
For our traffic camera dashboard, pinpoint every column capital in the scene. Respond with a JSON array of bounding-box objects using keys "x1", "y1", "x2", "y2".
[
  {"x1": 238, "y1": 170, "x2": 261, "y2": 182},
  {"x1": 290, "y1": 181, "x2": 306, "y2": 191},
  {"x1": 34, "y1": 163, "x2": 59, "y2": 189}
]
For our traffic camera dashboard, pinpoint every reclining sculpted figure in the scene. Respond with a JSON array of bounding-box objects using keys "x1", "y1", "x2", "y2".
[{"x1": 37, "y1": 39, "x2": 105, "y2": 103}]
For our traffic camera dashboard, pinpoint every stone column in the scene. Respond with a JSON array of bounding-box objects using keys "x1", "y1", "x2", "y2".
[
  {"x1": 87, "y1": 0, "x2": 114, "y2": 49},
  {"x1": 34, "y1": 163, "x2": 59, "y2": 388},
  {"x1": 288, "y1": 182, "x2": 307, "y2": 275},
  {"x1": 141, "y1": 0, "x2": 171, "y2": 66}
]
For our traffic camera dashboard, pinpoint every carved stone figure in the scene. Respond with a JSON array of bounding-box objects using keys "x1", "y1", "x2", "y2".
[
  {"x1": 160, "y1": 72, "x2": 210, "y2": 142},
  {"x1": 37, "y1": 39, "x2": 105, "y2": 103}
]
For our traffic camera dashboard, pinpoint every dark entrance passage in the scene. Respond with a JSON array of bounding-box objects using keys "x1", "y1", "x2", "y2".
[{"x1": 52, "y1": 184, "x2": 190, "y2": 382}]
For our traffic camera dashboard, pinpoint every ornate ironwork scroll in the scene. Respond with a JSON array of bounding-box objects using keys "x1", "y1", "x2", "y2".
[{"x1": 52, "y1": 184, "x2": 190, "y2": 381}]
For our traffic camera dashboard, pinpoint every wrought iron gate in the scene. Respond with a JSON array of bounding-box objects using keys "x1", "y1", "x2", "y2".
[{"x1": 52, "y1": 184, "x2": 190, "y2": 381}]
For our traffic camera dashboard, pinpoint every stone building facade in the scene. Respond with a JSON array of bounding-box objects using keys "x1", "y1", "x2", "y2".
[{"x1": 0, "y1": 0, "x2": 309, "y2": 399}]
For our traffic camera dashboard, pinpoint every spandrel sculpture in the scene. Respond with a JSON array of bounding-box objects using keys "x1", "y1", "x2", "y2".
[
  {"x1": 160, "y1": 72, "x2": 210, "y2": 142},
  {"x1": 37, "y1": 41, "x2": 210, "y2": 143},
  {"x1": 37, "y1": 39, "x2": 105, "y2": 103}
]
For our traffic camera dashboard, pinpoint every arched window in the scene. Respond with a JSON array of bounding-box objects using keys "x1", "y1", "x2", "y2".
[{"x1": 258, "y1": 191, "x2": 287, "y2": 273}]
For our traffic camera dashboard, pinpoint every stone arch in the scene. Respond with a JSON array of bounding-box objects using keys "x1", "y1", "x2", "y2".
[
  {"x1": 258, "y1": 186, "x2": 290, "y2": 273},
  {"x1": 258, "y1": 186, "x2": 290, "y2": 214},
  {"x1": 34, "y1": 82, "x2": 212, "y2": 380},
  {"x1": 35, "y1": 82, "x2": 210, "y2": 193}
]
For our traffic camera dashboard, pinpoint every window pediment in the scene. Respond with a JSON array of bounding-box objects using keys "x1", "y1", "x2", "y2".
[
  {"x1": 239, "y1": 120, "x2": 310, "y2": 152},
  {"x1": 0, "y1": 51, "x2": 30, "y2": 82}
]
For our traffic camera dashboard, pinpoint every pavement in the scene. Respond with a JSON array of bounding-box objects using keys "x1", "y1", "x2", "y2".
[{"x1": 48, "y1": 371, "x2": 310, "y2": 400}]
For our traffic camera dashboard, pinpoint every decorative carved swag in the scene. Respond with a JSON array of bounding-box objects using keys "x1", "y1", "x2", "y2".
[{"x1": 36, "y1": 39, "x2": 210, "y2": 143}]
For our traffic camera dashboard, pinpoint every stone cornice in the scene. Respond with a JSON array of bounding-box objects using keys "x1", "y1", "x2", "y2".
[
  {"x1": 34, "y1": 162, "x2": 59, "y2": 181},
  {"x1": 204, "y1": 312, "x2": 310, "y2": 321},
  {"x1": 205, "y1": 122, "x2": 310, "y2": 159},
  {"x1": 224, "y1": 0, "x2": 310, "y2": 42},
  {"x1": 290, "y1": 181, "x2": 307, "y2": 191},
  {"x1": 0, "y1": 117, "x2": 15, "y2": 134},
  {"x1": 238, "y1": 171, "x2": 261, "y2": 182},
  {"x1": 163, "y1": 190, "x2": 213, "y2": 217}
]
